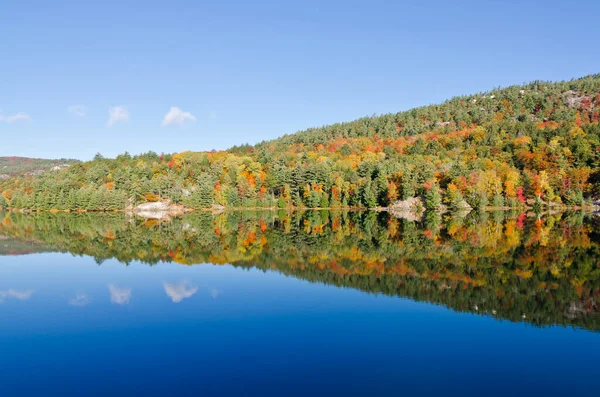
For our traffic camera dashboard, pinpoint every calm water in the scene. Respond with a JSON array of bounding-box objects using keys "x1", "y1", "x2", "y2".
[{"x1": 1, "y1": 210, "x2": 599, "y2": 396}]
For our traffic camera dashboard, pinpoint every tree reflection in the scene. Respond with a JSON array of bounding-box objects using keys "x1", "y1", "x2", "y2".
[{"x1": 1, "y1": 210, "x2": 599, "y2": 330}]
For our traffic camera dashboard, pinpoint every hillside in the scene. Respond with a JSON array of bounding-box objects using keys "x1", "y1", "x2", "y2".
[
  {"x1": 0, "y1": 233, "x2": 53, "y2": 256},
  {"x1": 0, "y1": 157, "x2": 78, "y2": 180},
  {"x1": 1, "y1": 74, "x2": 599, "y2": 211}
]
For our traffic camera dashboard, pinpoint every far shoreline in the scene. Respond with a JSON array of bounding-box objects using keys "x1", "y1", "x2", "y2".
[{"x1": 1, "y1": 204, "x2": 598, "y2": 215}]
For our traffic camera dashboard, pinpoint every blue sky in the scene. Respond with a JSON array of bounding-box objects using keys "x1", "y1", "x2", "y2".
[{"x1": 2, "y1": 0, "x2": 599, "y2": 160}]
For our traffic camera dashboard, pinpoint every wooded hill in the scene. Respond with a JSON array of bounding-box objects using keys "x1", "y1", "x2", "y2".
[
  {"x1": 0, "y1": 157, "x2": 78, "y2": 180},
  {"x1": 1, "y1": 74, "x2": 599, "y2": 211}
]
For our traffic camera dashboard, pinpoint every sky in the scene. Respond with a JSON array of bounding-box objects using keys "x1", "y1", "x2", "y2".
[{"x1": 2, "y1": 0, "x2": 600, "y2": 161}]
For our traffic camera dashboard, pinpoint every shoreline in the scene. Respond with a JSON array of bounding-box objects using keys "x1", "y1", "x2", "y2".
[{"x1": 1, "y1": 204, "x2": 598, "y2": 215}]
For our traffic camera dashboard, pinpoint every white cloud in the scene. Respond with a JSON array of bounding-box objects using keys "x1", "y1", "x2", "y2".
[
  {"x1": 69, "y1": 292, "x2": 90, "y2": 307},
  {"x1": 108, "y1": 284, "x2": 131, "y2": 304},
  {"x1": 162, "y1": 106, "x2": 196, "y2": 126},
  {"x1": 0, "y1": 289, "x2": 34, "y2": 303},
  {"x1": 208, "y1": 110, "x2": 217, "y2": 120},
  {"x1": 0, "y1": 112, "x2": 31, "y2": 123},
  {"x1": 210, "y1": 288, "x2": 220, "y2": 299},
  {"x1": 164, "y1": 281, "x2": 198, "y2": 303},
  {"x1": 107, "y1": 106, "x2": 129, "y2": 126},
  {"x1": 68, "y1": 105, "x2": 86, "y2": 117}
]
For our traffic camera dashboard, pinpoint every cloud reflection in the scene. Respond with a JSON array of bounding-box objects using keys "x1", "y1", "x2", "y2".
[
  {"x1": 0, "y1": 289, "x2": 34, "y2": 303},
  {"x1": 69, "y1": 293, "x2": 90, "y2": 307},
  {"x1": 164, "y1": 281, "x2": 198, "y2": 303},
  {"x1": 108, "y1": 284, "x2": 131, "y2": 305}
]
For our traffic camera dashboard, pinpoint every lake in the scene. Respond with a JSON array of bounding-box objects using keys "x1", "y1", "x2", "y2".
[{"x1": 1, "y1": 210, "x2": 599, "y2": 396}]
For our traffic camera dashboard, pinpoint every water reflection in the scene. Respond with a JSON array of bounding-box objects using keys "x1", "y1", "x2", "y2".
[
  {"x1": 0, "y1": 210, "x2": 599, "y2": 330},
  {"x1": 164, "y1": 281, "x2": 198, "y2": 303},
  {"x1": 0, "y1": 288, "x2": 34, "y2": 303},
  {"x1": 108, "y1": 284, "x2": 131, "y2": 305},
  {"x1": 68, "y1": 292, "x2": 90, "y2": 307}
]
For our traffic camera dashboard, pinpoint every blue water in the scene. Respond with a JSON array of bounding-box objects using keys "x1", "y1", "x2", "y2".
[{"x1": 1, "y1": 252, "x2": 599, "y2": 396}]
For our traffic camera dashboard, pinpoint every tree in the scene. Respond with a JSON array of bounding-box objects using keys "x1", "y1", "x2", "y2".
[
  {"x1": 387, "y1": 181, "x2": 398, "y2": 205},
  {"x1": 362, "y1": 179, "x2": 378, "y2": 208},
  {"x1": 424, "y1": 180, "x2": 442, "y2": 210}
]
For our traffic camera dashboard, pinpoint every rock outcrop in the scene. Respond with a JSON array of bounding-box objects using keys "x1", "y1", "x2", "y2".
[
  {"x1": 131, "y1": 201, "x2": 187, "y2": 219},
  {"x1": 387, "y1": 197, "x2": 425, "y2": 222}
]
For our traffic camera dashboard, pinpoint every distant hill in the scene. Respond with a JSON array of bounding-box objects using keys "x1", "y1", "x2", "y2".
[
  {"x1": 0, "y1": 233, "x2": 53, "y2": 256},
  {"x1": 0, "y1": 157, "x2": 79, "y2": 180},
  {"x1": 0, "y1": 74, "x2": 599, "y2": 211}
]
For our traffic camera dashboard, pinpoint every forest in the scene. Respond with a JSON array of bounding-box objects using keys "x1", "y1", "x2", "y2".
[
  {"x1": 1, "y1": 75, "x2": 599, "y2": 211},
  {"x1": 1, "y1": 210, "x2": 598, "y2": 331}
]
